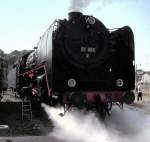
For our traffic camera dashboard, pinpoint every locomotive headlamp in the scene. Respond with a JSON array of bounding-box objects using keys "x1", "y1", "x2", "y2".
[
  {"x1": 68, "y1": 78, "x2": 76, "y2": 87},
  {"x1": 86, "y1": 16, "x2": 96, "y2": 24},
  {"x1": 116, "y1": 79, "x2": 124, "y2": 87}
]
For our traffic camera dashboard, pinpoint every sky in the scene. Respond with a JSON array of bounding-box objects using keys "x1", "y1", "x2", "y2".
[{"x1": 0, "y1": 0, "x2": 150, "y2": 70}]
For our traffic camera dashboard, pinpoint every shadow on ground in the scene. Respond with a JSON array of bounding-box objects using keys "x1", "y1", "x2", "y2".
[{"x1": 0, "y1": 102, "x2": 53, "y2": 137}]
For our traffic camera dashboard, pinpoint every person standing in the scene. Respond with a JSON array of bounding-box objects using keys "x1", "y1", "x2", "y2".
[{"x1": 137, "y1": 85, "x2": 142, "y2": 101}]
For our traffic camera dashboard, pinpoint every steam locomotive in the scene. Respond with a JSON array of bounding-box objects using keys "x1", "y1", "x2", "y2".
[{"x1": 16, "y1": 12, "x2": 135, "y2": 118}]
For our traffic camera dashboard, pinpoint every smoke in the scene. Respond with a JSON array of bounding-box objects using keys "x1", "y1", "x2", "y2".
[
  {"x1": 69, "y1": 0, "x2": 96, "y2": 12},
  {"x1": 69, "y1": 0, "x2": 138, "y2": 12},
  {"x1": 42, "y1": 103, "x2": 150, "y2": 142}
]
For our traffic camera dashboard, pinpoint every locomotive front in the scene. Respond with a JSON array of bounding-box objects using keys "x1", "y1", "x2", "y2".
[
  {"x1": 52, "y1": 12, "x2": 134, "y2": 92},
  {"x1": 16, "y1": 12, "x2": 135, "y2": 118}
]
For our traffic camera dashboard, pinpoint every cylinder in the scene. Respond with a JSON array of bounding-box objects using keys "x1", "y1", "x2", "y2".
[{"x1": 68, "y1": 12, "x2": 83, "y2": 20}]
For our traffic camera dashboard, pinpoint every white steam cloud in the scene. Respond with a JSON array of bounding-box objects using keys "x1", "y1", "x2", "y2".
[
  {"x1": 69, "y1": 0, "x2": 138, "y2": 12},
  {"x1": 42, "y1": 103, "x2": 150, "y2": 142},
  {"x1": 69, "y1": 0, "x2": 96, "y2": 12}
]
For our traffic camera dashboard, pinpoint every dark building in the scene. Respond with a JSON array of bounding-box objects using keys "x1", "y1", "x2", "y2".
[{"x1": 0, "y1": 57, "x2": 8, "y2": 91}]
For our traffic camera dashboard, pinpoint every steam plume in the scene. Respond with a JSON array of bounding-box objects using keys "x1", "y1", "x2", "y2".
[
  {"x1": 69, "y1": 0, "x2": 96, "y2": 11},
  {"x1": 69, "y1": 0, "x2": 138, "y2": 12},
  {"x1": 42, "y1": 103, "x2": 150, "y2": 142}
]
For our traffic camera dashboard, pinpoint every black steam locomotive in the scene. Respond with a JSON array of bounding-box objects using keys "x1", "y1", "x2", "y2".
[{"x1": 16, "y1": 12, "x2": 135, "y2": 118}]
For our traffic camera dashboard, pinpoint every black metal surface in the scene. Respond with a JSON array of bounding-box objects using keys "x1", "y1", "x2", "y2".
[
  {"x1": 17, "y1": 12, "x2": 135, "y2": 93},
  {"x1": 68, "y1": 12, "x2": 82, "y2": 20}
]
